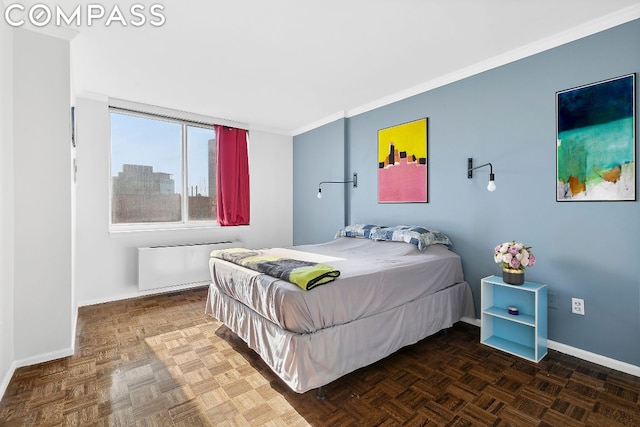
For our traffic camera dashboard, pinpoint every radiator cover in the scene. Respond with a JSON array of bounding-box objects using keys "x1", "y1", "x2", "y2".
[{"x1": 138, "y1": 241, "x2": 241, "y2": 291}]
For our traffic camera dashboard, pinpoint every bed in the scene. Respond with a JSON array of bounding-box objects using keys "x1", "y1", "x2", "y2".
[{"x1": 204, "y1": 225, "x2": 476, "y2": 394}]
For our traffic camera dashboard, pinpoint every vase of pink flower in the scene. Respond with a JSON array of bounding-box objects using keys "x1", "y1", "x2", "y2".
[{"x1": 494, "y1": 241, "x2": 536, "y2": 285}]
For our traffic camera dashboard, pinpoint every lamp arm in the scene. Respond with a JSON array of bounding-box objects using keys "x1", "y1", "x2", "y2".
[
  {"x1": 468, "y1": 162, "x2": 493, "y2": 173},
  {"x1": 467, "y1": 158, "x2": 493, "y2": 178},
  {"x1": 317, "y1": 173, "x2": 358, "y2": 190},
  {"x1": 318, "y1": 180, "x2": 353, "y2": 186}
]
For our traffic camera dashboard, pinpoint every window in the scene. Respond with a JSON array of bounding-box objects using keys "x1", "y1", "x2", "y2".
[{"x1": 110, "y1": 109, "x2": 217, "y2": 228}]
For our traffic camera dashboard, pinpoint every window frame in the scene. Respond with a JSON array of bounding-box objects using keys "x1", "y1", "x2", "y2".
[{"x1": 108, "y1": 105, "x2": 222, "y2": 233}]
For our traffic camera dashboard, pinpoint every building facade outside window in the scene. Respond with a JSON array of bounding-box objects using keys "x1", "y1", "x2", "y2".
[{"x1": 110, "y1": 109, "x2": 217, "y2": 229}]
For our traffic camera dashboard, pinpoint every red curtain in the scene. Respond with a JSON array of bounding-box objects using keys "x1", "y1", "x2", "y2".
[{"x1": 215, "y1": 125, "x2": 250, "y2": 226}]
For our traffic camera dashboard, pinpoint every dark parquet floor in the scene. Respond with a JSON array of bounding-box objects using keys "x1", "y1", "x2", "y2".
[{"x1": 0, "y1": 287, "x2": 638, "y2": 426}]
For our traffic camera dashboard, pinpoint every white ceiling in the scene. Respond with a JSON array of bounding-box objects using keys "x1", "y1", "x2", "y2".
[{"x1": 47, "y1": 1, "x2": 640, "y2": 133}]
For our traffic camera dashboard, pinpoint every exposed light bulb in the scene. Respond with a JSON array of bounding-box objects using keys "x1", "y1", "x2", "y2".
[
  {"x1": 487, "y1": 173, "x2": 496, "y2": 192},
  {"x1": 317, "y1": 189, "x2": 322, "y2": 199}
]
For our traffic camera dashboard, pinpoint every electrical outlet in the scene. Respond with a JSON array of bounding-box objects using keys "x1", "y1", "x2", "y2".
[
  {"x1": 572, "y1": 297, "x2": 585, "y2": 315},
  {"x1": 548, "y1": 292, "x2": 558, "y2": 308}
]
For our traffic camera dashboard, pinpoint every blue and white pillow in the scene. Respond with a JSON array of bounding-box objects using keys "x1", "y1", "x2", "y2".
[
  {"x1": 335, "y1": 224, "x2": 386, "y2": 239},
  {"x1": 370, "y1": 225, "x2": 452, "y2": 250}
]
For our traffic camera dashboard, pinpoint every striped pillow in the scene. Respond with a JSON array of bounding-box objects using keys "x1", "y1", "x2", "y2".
[
  {"x1": 335, "y1": 224, "x2": 386, "y2": 239},
  {"x1": 370, "y1": 225, "x2": 452, "y2": 250}
]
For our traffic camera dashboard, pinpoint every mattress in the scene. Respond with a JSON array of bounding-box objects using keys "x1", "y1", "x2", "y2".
[{"x1": 208, "y1": 237, "x2": 465, "y2": 334}]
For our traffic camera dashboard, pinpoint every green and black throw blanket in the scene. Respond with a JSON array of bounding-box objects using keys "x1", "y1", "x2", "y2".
[{"x1": 210, "y1": 248, "x2": 340, "y2": 291}]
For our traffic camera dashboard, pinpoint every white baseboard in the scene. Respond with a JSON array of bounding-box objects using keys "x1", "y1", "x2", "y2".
[
  {"x1": 4, "y1": 300, "x2": 636, "y2": 402},
  {"x1": 1, "y1": 345, "x2": 76, "y2": 401},
  {"x1": 1, "y1": 346, "x2": 74, "y2": 399},
  {"x1": 547, "y1": 339, "x2": 640, "y2": 377},
  {"x1": 1, "y1": 284, "x2": 207, "y2": 401},
  {"x1": 77, "y1": 281, "x2": 209, "y2": 308},
  {"x1": 14, "y1": 347, "x2": 74, "y2": 369},
  {"x1": 460, "y1": 317, "x2": 639, "y2": 377},
  {"x1": 0, "y1": 361, "x2": 17, "y2": 401},
  {"x1": 461, "y1": 316, "x2": 481, "y2": 327},
  {"x1": 70, "y1": 304, "x2": 78, "y2": 354},
  {"x1": 0, "y1": 348, "x2": 73, "y2": 399}
]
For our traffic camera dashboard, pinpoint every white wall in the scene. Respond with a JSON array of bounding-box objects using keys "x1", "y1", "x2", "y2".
[
  {"x1": 75, "y1": 95, "x2": 293, "y2": 306},
  {"x1": 1, "y1": 32, "x2": 292, "y2": 397},
  {"x1": 0, "y1": 19, "x2": 16, "y2": 397},
  {"x1": 12, "y1": 29, "x2": 73, "y2": 362}
]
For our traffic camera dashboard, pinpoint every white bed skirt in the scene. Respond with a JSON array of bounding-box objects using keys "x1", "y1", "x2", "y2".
[{"x1": 205, "y1": 281, "x2": 476, "y2": 393}]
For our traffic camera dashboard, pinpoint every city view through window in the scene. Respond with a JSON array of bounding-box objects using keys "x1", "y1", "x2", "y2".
[{"x1": 110, "y1": 112, "x2": 217, "y2": 225}]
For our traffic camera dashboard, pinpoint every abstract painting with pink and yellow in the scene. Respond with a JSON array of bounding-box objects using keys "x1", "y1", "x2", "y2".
[{"x1": 378, "y1": 118, "x2": 428, "y2": 203}]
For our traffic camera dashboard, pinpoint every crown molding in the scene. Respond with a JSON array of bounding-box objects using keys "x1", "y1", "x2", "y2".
[
  {"x1": 248, "y1": 124, "x2": 292, "y2": 137},
  {"x1": 294, "y1": 5, "x2": 640, "y2": 133},
  {"x1": 347, "y1": 5, "x2": 640, "y2": 119},
  {"x1": 292, "y1": 111, "x2": 346, "y2": 137}
]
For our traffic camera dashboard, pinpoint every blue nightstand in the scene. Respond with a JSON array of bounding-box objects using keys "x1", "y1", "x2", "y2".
[{"x1": 480, "y1": 275, "x2": 547, "y2": 362}]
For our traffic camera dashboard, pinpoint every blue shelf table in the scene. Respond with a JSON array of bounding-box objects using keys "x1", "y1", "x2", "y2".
[{"x1": 480, "y1": 275, "x2": 547, "y2": 362}]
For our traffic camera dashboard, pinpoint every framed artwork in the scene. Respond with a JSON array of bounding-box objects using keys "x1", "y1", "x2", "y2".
[
  {"x1": 556, "y1": 74, "x2": 635, "y2": 201},
  {"x1": 378, "y1": 118, "x2": 428, "y2": 203}
]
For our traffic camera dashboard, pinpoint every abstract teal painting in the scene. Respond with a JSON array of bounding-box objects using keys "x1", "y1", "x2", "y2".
[{"x1": 556, "y1": 74, "x2": 635, "y2": 201}]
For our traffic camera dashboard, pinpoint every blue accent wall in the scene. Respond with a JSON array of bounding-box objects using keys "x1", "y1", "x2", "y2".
[
  {"x1": 293, "y1": 118, "x2": 347, "y2": 244},
  {"x1": 293, "y1": 20, "x2": 640, "y2": 367}
]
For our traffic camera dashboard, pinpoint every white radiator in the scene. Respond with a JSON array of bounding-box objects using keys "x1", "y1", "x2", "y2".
[{"x1": 138, "y1": 241, "x2": 242, "y2": 291}]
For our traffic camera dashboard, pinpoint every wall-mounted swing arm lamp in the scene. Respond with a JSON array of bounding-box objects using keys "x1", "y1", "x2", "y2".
[
  {"x1": 317, "y1": 173, "x2": 358, "y2": 199},
  {"x1": 467, "y1": 158, "x2": 496, "y2": 192}
]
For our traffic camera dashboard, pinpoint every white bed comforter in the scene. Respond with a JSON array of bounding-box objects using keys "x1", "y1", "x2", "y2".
[{"x1": 208, "y1": 237, "x2": 464, "y2": 334}]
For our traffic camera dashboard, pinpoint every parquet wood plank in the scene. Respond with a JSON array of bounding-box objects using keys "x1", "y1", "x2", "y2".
[{"x1": 0, "y1": 287, "x2": 638, "y2": 426}]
